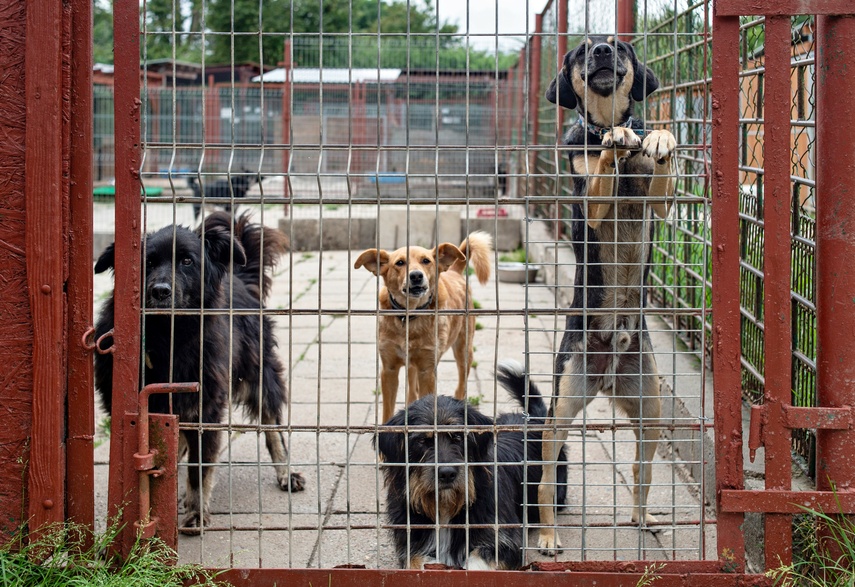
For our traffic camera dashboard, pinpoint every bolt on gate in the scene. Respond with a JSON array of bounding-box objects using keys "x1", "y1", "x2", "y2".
[{"x1": 93, "y1": 0, "x2": 855, "y2": 584}]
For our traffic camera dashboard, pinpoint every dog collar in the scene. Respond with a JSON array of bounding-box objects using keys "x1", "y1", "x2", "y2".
[
  {"x1": 388, "y1": 292, "x2": 434, "y2": 323},
  {"x1": 580, "y1": 116, "x2": 647, "y2": 139}
]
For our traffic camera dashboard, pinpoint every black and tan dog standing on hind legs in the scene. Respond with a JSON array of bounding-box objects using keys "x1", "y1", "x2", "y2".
[{"x1": 535, "y1": 35, "x2": 676, "y2": 554}]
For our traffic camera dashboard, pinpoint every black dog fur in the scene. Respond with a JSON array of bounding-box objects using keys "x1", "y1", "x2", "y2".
[
  {"x1": 374, "y1": 361, "x2": 567, "y2": 570},
  {"x1": 187, "y1": 172, "x2": 261, "y2": 219},
  {"x1": 94, "y1": 211, "x2": 304, "y2": 533}
]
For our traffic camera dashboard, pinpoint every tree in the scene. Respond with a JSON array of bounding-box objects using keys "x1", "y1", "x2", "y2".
[
  {"x1": 93, "y1": 0, "x2": 113, "y2": 64},
  {"x1": 95, "y1": 0, "x2": 520, "y2": 71}
]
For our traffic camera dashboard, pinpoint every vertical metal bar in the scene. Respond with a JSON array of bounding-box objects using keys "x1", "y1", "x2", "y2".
[
  {"x1": 555, "y1": 0, "x2": 568, "y2": 242},
  {"x1": 556, "y1": 0, "x2": 568, "y2": 130},
  {"x1": 25, "y1": 0, "x2": 66, "y2": 539},
  {"x1": 761, "y1": 15, "x2": 794, "y2": 568},
  {"x1": 815, "y1": 11, "x2": 855, "y2": 532},
  {"x1": 710, "y1": 10, "x2": 745, "y2": 567},
  {"x1": 282, "y1": 39, "x2": 292, "y2": 207},
  {"x1": 111, "y1": 0, "x2": 144, "y2": 558},
  {"x1": 67, "y1": 0, "x2": 95, "y2": 548},
  {"x1": 529, "y1": 13, "x2": 543, "y2": 198},
  {"x1": 617, "y1": 0, "x2": 636, "y2": 41}
]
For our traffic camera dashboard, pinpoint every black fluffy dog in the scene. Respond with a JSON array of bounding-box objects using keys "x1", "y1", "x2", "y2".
[
  {"x1": 94, "y1": 211, "x2": 304, "y2": 533},
  {"x1": 187, "y1": 172, "x2": 261, "y2": 219},
  {"x1": 375, "y1": 361, "x2": 567, "y2": 570}
]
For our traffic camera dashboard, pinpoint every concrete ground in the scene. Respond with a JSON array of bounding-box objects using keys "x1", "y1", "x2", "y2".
[{"x1": 93, "y1": 202, "x2": 715, "y2": 570}]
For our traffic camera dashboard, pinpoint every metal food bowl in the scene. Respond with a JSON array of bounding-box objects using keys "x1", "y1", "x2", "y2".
[{"x1": 497, "y1": 262, "x2": 540, "y2": 283}]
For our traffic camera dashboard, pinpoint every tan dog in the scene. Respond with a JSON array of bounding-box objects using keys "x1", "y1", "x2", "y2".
[{"x1": 355, "y1": 232, "x2": 492, "y2": 423}]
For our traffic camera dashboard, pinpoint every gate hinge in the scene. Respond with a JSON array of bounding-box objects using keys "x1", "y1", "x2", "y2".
[{"x1": 748, "y1": 403, "x2": 852, "y2": 462}]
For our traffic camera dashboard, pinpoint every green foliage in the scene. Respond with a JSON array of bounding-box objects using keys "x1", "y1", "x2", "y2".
[
  {"x1": 766, "y1": 502, "x2": 855, "y2": 587},
  {"x1": 499, "y1": 248, "x2": 528, "y2": 263},
  {"x1": 97, "y1": 0, "x2": 518, "y2": 70},
  {"x1": 0, "y1": 521, "x2": 226, "y2": 587},
  {"x1": 93, "y1": 1, "x2": 113, "y2": 64}
]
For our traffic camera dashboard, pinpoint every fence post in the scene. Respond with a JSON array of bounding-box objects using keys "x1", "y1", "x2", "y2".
[
  {"x1": 710, "y1": 11, "x2": 746, "y2": 568},
  {"x1": 761, "y1": 14, "x2": 794, "y2": 568},
  {"x1": 557, "y1": 0, "x2": 568, "y2": 128},
  {"x1": 528, "y1": 15, "x2": 542, "y2": 200},
  {"x1": 111, "y1": 0, "x2": 143, "y2": 558},
  {"x1": 67, "y1": 0, "x2": 95, "y2": 548},
  {"x1": 617, "y1": 0, "x2": 635, "y2": 40},
  {"x1": 815, "y1": 11, "x2": 855, "y2": 539}
]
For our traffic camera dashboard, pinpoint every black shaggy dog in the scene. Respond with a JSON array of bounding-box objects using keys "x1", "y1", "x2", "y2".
[
  {"x1": 187, "y1": 171, "x2": 261, "y2": 219},
  {"x1": 375, "y1": 361, "x2": 567, "y2": 570},
  {"x1": 94, "y1": 211, "x2": 305, "y2": 533}
]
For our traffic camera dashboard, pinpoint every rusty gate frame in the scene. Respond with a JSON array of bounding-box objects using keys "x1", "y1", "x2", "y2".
[{"x1": 103, "y1": 0, "x2": 855, "y2": 583}]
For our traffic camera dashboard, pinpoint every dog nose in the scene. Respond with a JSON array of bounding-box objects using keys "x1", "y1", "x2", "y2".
[
  {"x1": 592, "y1": 43, "x2": 614, "y2": 58},
  {"x1": 151, "y1": 283, "x2": 172, "y2": 301},
  {"x1": 437, "y1": 466, "x2": 458, "y2": 485},
  {"x1": 408, "y1": 271, "x2": 424, "y2": 285}
]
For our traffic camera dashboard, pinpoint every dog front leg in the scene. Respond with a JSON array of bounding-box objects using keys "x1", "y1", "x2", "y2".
[
  {"x1": 642, "y1": 129, "x2": 677, "y2": 219},
  {"x1": 406, "y1": 364, "x2": 422, "y2": 406},
  {"x1": 381, "y1": 364, "x2": 401, "y2": 424},
  {"x1": 585, "y1": 127, "x2": 641, "y2": 229},
  {"x1": 181, "y1": 429, "x2": 221, "y2": 535}
]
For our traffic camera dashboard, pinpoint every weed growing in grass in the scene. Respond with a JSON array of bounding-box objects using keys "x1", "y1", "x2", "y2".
[
  {"x1": 499, "y1": 248, "x2": 528, "y2": 264},
  {"x1": 766, "y1": 500, "x2": 855, "y2": 587},
  {"x1": 636, "y1": 562, "x2": 664, "y2": 587},
  {"x1": 0, "y1": 521, "x2": 227, "y2": 587}
]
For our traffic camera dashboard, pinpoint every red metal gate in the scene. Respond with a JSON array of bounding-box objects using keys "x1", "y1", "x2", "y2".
[
  {"x1": 102, "y1": 0, "x2": 855, "y2": 584},
  {"x1": 712, "y1": 0, "x2": 855, "y2": 572}
]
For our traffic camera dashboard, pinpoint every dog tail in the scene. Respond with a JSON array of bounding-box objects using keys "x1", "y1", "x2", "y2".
[
  {"x1": 496, "y1": 359, "x2": 549, "y2": 421},
  {"x1": 200, "y1": 211, "x2": 289, "y2": 303},
  {"x1": 456, "y1": 230, "x2": 493, "y2": 285}
]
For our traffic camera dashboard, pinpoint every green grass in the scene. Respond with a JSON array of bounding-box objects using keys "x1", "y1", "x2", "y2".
[
  {"x1": 467, "y1": 394, "x2": 482, "y2": 407},
  {"x1": 766, "y1": 502, "x2": 855, "y2": 586},
  {"x1": 636, "y1": 562, "x2": 664, "y2": 587},
  {"x1": 0, "y1": 522, "x2": 227, "y2": 587},
  {"x1": 499, "y1": 248, "x2": 528, "y2": 264}
]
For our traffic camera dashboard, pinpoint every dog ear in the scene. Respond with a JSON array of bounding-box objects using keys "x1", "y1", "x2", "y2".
[
  {"x1": 545, "y1": 72, "x2": 577, "y2": 110},
  {"x1": 631, "y1": 59, "x2": 660, "y2": 102},
  {"x1": 354, "y1": 249, "x2": 390, "y2": 276},
  {"x1": 204, "y1": 224, "x2": 247, "y2": 268},
  {"x1": 465, "y1": 407, "x2": 495, "y2": 458},
  {"x1": 435, "y1": 243, "x2": 465, "y2": 273},
  {"x1": 94, "y1": 242, "x2": 116, "y2": 274},
  {"x1": 374, "y1": 409, "x2": 406, "y2": 463},
  {"x1": 545, "y1": 48, "x2": 579, "y2": 110}
]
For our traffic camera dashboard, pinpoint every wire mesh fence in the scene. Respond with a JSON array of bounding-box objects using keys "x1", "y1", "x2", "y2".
[{"x1": 92, "y1": 0, "x2": 816, "y2": 572}]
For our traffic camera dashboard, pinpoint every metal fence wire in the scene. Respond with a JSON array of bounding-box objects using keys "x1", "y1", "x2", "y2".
[{"x1": 94, "y1": 0, "x2": 818, "y2": 571}]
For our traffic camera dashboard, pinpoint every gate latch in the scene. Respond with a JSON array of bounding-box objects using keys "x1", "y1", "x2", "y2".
[
  {"x1": 134, "y1": 382, "x2": 199, "y2": 539},
  {"x1": 747, "y1": 403, "x2": 852, "y2": 462}
]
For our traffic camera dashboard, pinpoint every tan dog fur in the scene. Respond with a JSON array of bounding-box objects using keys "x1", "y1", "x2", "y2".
[{"x1": 355, "y1": 232, "x2": 492, "y2": 423}]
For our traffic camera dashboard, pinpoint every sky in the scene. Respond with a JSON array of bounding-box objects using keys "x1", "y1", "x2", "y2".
[
  {"x1": 434, "y1": 0, "x2": 620, "y2": 51},
  {"x1": 434, "y1": 0, "x2": 544, "y2": 51}
]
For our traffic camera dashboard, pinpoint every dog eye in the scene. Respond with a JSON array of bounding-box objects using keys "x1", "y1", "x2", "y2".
[
  {"x1": 450, "y1": 432, "x2": 463, "y2": 443},
  {"x1": 421, "y1": 258, "x2": 431, "y2": 265},
  {"x1": 181, "y1": 257, "x2": 193, "y2": 266},
  {"x1": 395, "y1": 259, "x2": 406, "y2": 266}
]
